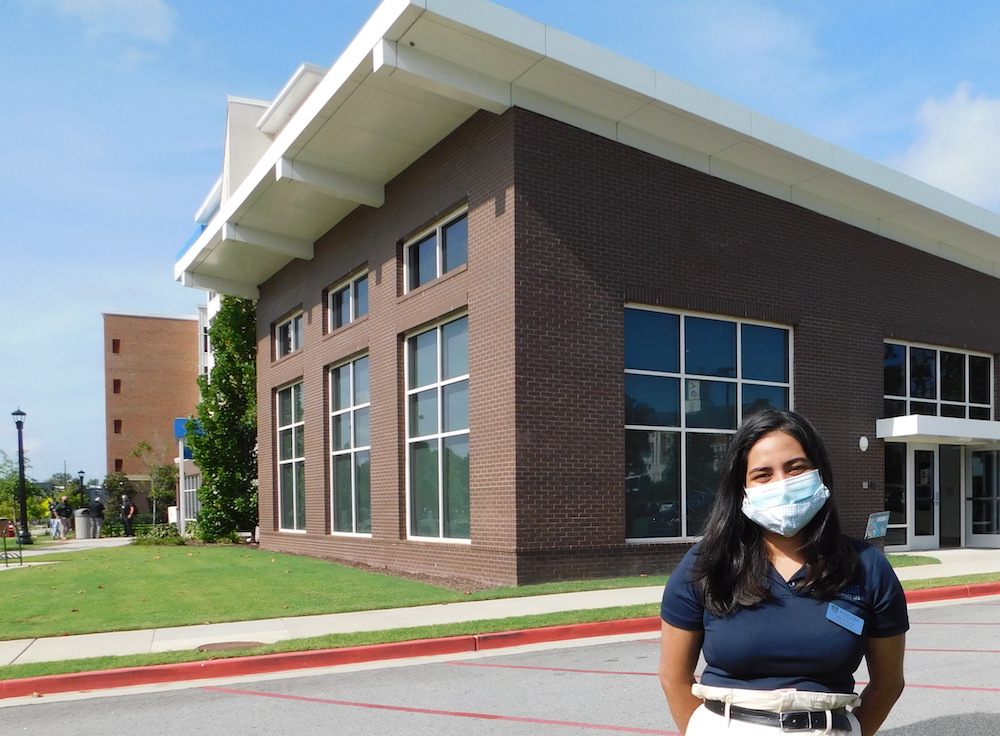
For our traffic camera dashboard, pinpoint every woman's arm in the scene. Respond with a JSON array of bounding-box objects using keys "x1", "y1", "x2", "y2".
[
  {"x1": 658, "y1": 620, "x2": 705, "y2": 734},
  {"x1": 852, "y1": 633, "x2": 905, "y2": 736}
]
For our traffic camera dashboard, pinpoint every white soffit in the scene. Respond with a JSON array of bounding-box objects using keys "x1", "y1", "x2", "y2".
[
  {"x1": 176, "y1": 0, "x2": 1000, "y2": 298},
  {"x1": 876, "y1": 416, "x2": 1000, "y2": 445}
]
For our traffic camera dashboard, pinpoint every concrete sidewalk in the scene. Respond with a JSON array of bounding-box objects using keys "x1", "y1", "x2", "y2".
[{"x1": 1, "y1": 540, "x2": 998, "y2": 670}]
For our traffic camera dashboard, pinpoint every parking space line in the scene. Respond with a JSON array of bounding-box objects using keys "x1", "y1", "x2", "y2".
[{"x1": 203, "y1": 686, "x2": 681, "y2": 734}]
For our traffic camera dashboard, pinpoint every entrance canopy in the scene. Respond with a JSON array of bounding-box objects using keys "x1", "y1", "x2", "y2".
[{"x1": 876, "y1": 415, "x2": 1000, "y2": 445}]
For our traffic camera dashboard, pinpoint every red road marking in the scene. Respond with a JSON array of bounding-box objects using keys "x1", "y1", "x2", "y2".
[
  {"x1": 203, "y1": 686, "x2": 680, "y2": 734},
  {"x1": 452, "y1": 661, "x2": 657, "y2": 677}
]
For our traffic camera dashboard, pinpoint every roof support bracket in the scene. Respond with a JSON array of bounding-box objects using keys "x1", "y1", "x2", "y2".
[
  {"x1": 221, "y1": 222, "x2": 314, "y2": 261},
  {"x1": 372, "y1": 39, "x2": 511, "y2": 115},
  {"x1": 181, "y1": 272, "x2": 260, "y2": 301},
  {"x1": 275, "y1": 157, "x2": 385, "y2": 208}
]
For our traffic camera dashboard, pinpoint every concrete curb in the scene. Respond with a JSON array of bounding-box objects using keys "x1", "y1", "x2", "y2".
[
  {"x1": 904, "y1": 581, "x2": 1000, "y2": 604},
  {"x1": 5, "y1": 582, "x2": 999, "y2": 701},
  {"x1": 0, "y1": 617, "x2": 661, "y2": 700}
]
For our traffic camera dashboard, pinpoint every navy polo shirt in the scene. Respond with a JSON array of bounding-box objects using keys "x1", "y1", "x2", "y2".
[{"x1": 661, "y1": 538, "x2": 909, "y2": 693}]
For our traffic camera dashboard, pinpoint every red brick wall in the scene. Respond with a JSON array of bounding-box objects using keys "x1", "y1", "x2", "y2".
[
  {"x1": 254, "y1": 107, "x2": 1000, "y2": 586},
  {"x1": 103, "y1": 314, "x2": 200, "y2": 486}
]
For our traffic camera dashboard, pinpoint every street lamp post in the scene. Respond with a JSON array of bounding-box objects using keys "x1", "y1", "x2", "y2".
[
  {"x1": 78, "y1": 469, "x2": 86, "y2": 499},
  {"x1": 11, "y1": 409, "x2": 32, "y2": 545}
]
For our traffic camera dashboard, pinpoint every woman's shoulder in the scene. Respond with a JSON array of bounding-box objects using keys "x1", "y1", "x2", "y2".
[{"x1": 841, "y1": 535, "x2": 897, "y2": 579}]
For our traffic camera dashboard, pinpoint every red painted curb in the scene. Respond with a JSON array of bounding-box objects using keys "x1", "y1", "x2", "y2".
[
  {"x1": 905, "y1": 581, "x2": 1000, "y2": 604},
  {"x1": 0, "y1": 618, "x2": 661, "y2": 700},
  {"x1": 476, "y1": 617, "x2": 660, "y2": 650},
  {"x1": 0, "y1": 635, "x2": 476, "y2": 701}
]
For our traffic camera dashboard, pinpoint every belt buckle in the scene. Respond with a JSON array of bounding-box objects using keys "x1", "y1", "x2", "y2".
[{"x1": 778, "y1": 711, "x2": 813, "y2": 732}]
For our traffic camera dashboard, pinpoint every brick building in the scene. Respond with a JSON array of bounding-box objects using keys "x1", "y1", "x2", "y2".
[
  {"x1": 103, "y1": 312, "x2": 201, "y2": 507},
  {"x1": 176, "y1": 0, "x2": 1000, "y2": 586}
]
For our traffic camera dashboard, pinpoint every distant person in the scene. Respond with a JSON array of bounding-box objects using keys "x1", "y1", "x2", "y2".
[
  {"x1": 48, "y1": 501, "x2": 60, "y2": 538},
  {"x1": 88, "y1": 495, "x2": 106, "y2": 538},
  {"x1": 121, "y1": 494, "x2": 136, "y2": 536},
  {"x1": 54, "y1": 495, "x2": 74, "y2": 540}
]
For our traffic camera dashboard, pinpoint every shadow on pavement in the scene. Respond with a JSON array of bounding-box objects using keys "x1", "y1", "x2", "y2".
[{"x1": 880, "y1": 713, "x2": 1000, "y2": 736}]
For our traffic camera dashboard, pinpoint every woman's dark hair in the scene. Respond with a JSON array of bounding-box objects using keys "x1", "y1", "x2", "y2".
[{"x1": 693, "y1": 408, "x2": 859, "y2": 616}]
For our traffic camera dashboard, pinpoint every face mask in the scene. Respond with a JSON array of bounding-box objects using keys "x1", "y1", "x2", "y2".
[{"x1": 741, "y1": 469, "x2": 830, "y2": 537}]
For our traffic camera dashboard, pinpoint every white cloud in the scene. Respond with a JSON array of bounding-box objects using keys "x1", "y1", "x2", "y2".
[
  {"x1": 33, "y1": 0, "x2": 177, "y2": 44},
  {"x1": 889, "y1": 83, "x2": 1000, "y2": 211}
]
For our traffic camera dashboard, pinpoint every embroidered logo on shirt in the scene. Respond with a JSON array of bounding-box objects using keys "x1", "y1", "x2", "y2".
[{"x1": 837, "y1": 585, "x2": 863, "y2": 602}]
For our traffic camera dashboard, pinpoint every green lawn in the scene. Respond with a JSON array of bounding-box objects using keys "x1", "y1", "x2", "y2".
[
  {"x1": 1, "y1": 544, "x2": 996, "y2": 683},
  {"x1": 1, "y1": 545, "x2": 666, "y2": 641}
]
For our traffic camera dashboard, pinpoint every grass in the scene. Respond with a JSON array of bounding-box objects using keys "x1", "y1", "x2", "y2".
[
  {"x1": 1, "y1": 544, "x2": 996, "y2": 683},
  {"x1": 886, "y1": 553, "x2": 940, "y2": 567},
  {"x1": 1, "y1": 545, "x2": 666, "y2": 641}
]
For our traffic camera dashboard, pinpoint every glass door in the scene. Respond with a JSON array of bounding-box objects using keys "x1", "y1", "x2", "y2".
[
  {"x1": 910, "y1": 444, "x2": 939, "y2": 550},
  {"x1": 970, "y1": 450, "x2": 1000, "y2": 548}
]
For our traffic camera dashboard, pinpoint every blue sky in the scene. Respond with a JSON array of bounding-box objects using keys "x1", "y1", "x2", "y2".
[{"x1": 2, "y1": 0, "x2": 1000, "y2": 481}]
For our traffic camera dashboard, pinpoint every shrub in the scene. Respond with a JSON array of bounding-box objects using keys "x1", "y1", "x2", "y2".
[{"x1": 132, "y1": 523, "x2": 186, "y2": 546}]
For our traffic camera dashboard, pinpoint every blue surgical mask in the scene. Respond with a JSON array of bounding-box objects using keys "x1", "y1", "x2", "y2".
[{"x1": 742, "y1": 469, "x2": 830, "y2": 537}]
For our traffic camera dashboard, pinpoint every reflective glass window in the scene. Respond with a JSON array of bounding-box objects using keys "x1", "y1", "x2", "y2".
[
  {"x1": 625, "y1": 308, "x2": 790, "y2": 539},
  {"x1": 685, "y1": 380, "x2": 737, "y2": 430},
  {"x1": 407, "y1": 316, "x2": 470, "y2": 540},
  {"x1": 883, "y1": 343, "x2": 905, "y2": 396},
  {"x1": 742, "y1": 324, "x2": 788, "y2": 382},
  {"x1": 686, "y1": 318, "x2": 736, "y2": 377},
  {"x1": 910, "y1": 347, "x2": 937, "y2": 399},
  {"x1": 625, "y1": 310, "x2": 679, "y2": 372},
  {"x1": 625, "y1": 374, "x2": 680, "y2": 427},
  {"x1": 970, "y1": 356, "x2": 991, "y2": 405},
  {"x1": 940, "y1": 352, "x2": 965, "y2": 402},
  {"x1": 625, "y1": 429, "x2": 680, "y2": 538}
]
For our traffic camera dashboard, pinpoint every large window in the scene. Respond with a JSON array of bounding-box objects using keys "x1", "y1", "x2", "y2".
[
  {"x1": 276, "y1": 312, "x2": 304, "y2": 359},
  {"x1": 884, "y1": 342, "x2": 992, "y2": 419},
  {"x1": 329, "y1": 272, "x2": 369, "y2": 332},
  {"x1": 330, "y1": 356, "x2": 371, "y2": 534},
  {"x1": 405, "y1": 210, "x2": 468, "y2": 291},
  {"x1": 277, "y1": 382, "x2": 305, "y2": 531},
  {"x1": 625, "y1": 307, "x2": 791, "y2": 539},
  {"x1": 406, "y1": 315, "x2": 470, "y2": 539}
]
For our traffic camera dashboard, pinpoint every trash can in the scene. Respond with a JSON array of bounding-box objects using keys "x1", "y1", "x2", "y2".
[{"x1": 74, "y1": 508, "x2": 92, "y2": 539}]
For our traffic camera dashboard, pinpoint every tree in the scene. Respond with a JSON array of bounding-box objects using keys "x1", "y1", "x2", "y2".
[
  {"x1": 186, "y1": 296, "x2": 258, "y2": 540},
  {"x1": 0, "y1": 450, "x2": 47, "y2": 522},
  {"x1": 101, "y1": 472, "x2": 136, "y2": 524},
  {"x1": 128, "y1": 440, "x2": 178, "y2": 524}
]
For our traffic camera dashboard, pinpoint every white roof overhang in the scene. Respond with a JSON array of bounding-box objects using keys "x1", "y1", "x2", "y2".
[
  {"x1": 175, "y1": 0, "x2": 1000, "y2": 299},
  {"x1": 876, "y1": 415, "x2": 1000, "y2": 445}
]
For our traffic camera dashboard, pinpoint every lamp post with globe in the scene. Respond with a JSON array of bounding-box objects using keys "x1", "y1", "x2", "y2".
[{"x1": 11, "y1": 409, "x2": 32, "y2": 545}]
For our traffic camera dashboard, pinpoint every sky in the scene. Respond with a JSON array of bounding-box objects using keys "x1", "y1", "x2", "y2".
[{"x1": 3, "y1": 0, "x2": 1000, "y2": 483}]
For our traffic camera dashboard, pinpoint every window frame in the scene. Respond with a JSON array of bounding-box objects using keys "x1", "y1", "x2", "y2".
[
  {"x1": 404, "y1": 208, "x2": 469, "y2": 293},
  {"x1": 404, "y1": 313, "x2": 471, "y2": 542},
  {"x1": 624, "y1": 305, "x2": 793, "y2": 541},
  {"x1": 328, "y1": 271, "x2": 369, "y2": 333},
  {"x1": 276, "y1": 381, "x2": 306, "y2": 532},
  {"x1": 883, "y1": 340, "x2": 993, "y2": 420},
  {"x1": 329, "y1": 355, "x2": 372, "y2": 536},
  {"x1": 275, "y1": 312, "x2": 304, "y2": 359}
]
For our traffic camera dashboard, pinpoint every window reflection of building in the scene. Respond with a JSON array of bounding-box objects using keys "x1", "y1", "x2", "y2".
[{"x1": 624, "y1": 307, "x2": 790, "y2": 539}]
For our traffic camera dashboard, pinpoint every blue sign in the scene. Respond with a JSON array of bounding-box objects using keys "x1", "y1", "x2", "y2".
[{"x1": 865, "y1": 511, "x2": 891, "y2": 539}]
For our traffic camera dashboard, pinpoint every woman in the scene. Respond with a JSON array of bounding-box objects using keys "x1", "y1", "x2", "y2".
[{"x1": 659, "y1": 409, "x2": 907, "y2": 735}]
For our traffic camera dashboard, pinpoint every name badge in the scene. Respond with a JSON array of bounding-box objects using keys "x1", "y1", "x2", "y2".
[{"x1": 826, "y1": 603, "x2": 865, "y2": 635}]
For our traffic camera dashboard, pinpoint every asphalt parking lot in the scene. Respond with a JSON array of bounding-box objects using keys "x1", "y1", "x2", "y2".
[{"x1": 2, "y1": 595, "x2": 998, "y2": 735}]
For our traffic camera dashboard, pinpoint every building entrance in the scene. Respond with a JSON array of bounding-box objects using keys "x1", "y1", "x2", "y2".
[{"x1": 884, "y1": 442, "x2": 964, "y2": 551}]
